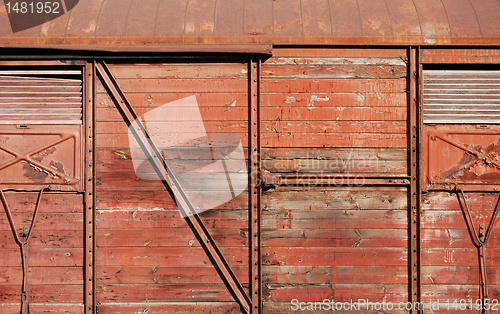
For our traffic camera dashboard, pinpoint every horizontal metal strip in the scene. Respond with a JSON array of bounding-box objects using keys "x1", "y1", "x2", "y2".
[
  {"x1": 0, "y1": 120, "x2": 82, "y2": 125},
  {"x1": 424, "y1": 79, "x2": 500, "y2": 84},
  {"x1": 0, "y1": 86, "x2": 82, "y2": 92},
  {"x1": 0, "y1": 111, "x2": 82, "y2": 117},
  {"x1": 424, "y1": 96, "x2": 500, "y2": 100},
  {"x1": 423, "y1": 105, "x2": 500, "y2": 110},
  {"x1": 424, "y1": 120, "x2": 500, "y2": 124},
  {"x1": 424, "y1": 108, "x2": 500, "y2": 113},
  {"x1": 0, "y1": 103, "x2": 82, "y2": 108},
  {"x1": 424, "y1": 87, "x2": 500, "y2": 92},
  {"x1": 423, "y1": 70, "x2": 500, "y2": 76},
  {"x1": 0, "y1": 97, "x2": 82, "y2": 102},
  {"x1": 0, "y1": 71, "x2": 82, "y2": 76},
  {"x1": 0, "y1": 93, "x2": 83, "y2": 98},
  {"x1": 423, "y1": 113, "x2": 500, "y2": 117}
]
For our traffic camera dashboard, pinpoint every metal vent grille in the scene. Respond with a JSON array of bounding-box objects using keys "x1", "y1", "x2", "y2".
[
  {"x1": 0, "y1": 70, "x2": 83, "y2": 125},
  {"x1": 423, "y1": 70, "x2": 500, "y2": 124}
]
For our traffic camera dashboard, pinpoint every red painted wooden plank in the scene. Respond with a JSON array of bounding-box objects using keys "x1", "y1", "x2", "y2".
[
  {"x1": 263, "y1": 301, "x2": 408, "y2": 313},
  {"x1": 0, "y1": 213, "x2": 84, "y2": 231},
  {"x1": 262, "y1": 247, "x2": 407, "y2": 266},
  {"x1": 0, "y1": 230, "x2": 84, "y2": 249},
  {"x1": 262, "y1": 106, "x2": 407, "y2": 121},
  {"x1": 106, "y1": 64, "x2": 248, "y2": 79},
  {"x1": 0, "y1": 285, "x2": 84, "y2": 303},
  {"x1": 421, "y1": 284, "x2": 500, "y2": 302},
  {"x1": 96, "y1": 92, "x2": 249, "y2": 111},
  {"x1": 0, "y1": 193, "x2": 83, "y2": 213},
  {"x1": 261, "y1": 156, "x2": 407, "y2": 174},
  {"x1": 421, "y1": 248, "x2": 500, "y2": 266},
  {"x1": 97, "y1": 266, "x2": 249, "y2": 285},
  {"x1": 262, "y1": 187, "x2": 408, "y2": 210},
  {"x1": 261, "y1": 64, "x2": 406, "y2": 79},
  {"x1": 263, "y1": 229, "x2": 407, "y2": 248},
  {"x1": 263, "y1": 284, "x2": 408, "y2": 302},
  {"x1": 96, "y1": 78, "x2": 248, "y2": 93},
  {"x1": 421, "y1": 211, "x2": 498, "y2": 229},
  {"x1": 97, "y1": 132, "x2": 248, "y2": 149},
  {"x1": 0, "y1": 267, "x2": 83, "y2": 285},
  {"x1": 421, "y1": 266, "x2": 500, "y2": 285},
  {"x1": 96, "y1": 147, "x2": 251, "y2": 162},
  {"x1": 0, "y1": 304, "x2": 84, "y2": 314},
  {"x1": 422, "y1": 191, "x2": 499, "y2": 210},
  {"x1": 96, "y1": 191, "x2": 177, "y2": 210},
  {"x1": 96, "y1": 247, "x2": 249, "y2": 267},
  {"x1": 263, "y1": 210, "x2": 407, "y2": 229},
  {"x1": 96, "y1": 283, "x2": 235, "y2": 302},
  {"x1": 262, "y1": 93, "x2": 407, "y2": 108},
  {"x1": 271, "y1": 48, "x2": 407, "y2": 58},
  {"x1": 262, "y1": 78, "x2": 406, "y2": 93},
  {"x1": 96, "y1": 121, "x2": 249, "y2": 134},
  {"x1": 96, "y1": 228, "x2": 248, "y2": 248},
  {"x1": 263, "y1": 265, "x2": 408, "y2": 284},
  {"x1": 422, "y1": 229, "x2": 500, "y2": 248},
  {"x1": 262, "y1": 147, "x2": 407, "y2": 161},
  {"x1": 0, "y1": 248, "x2": 83, "y2": 267},
  {"x1": 96, "y1": 106, "x2": 249, "y2": 123},
  {"x1": 263, "y1": 120, "x2": 407, "y2": 134},
  {"x1": 97, "y1": 158, "x2": 249, "y2": 175},
  {"x1": 96, "y1": 210, "x2": 249, "y2": 229},
  {"x1": 96, "y1": 302, "x2": 241, "y2": 314}
]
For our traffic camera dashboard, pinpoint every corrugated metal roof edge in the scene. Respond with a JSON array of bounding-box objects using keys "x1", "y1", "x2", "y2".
[{"x1": 1, "y1": 36, "x2": 500, "y2": 53}]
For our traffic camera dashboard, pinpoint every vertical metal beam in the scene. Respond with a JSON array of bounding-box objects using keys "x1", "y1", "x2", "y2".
[
  {"x1": 249, "y1": 59, "x2": 262, "y2": 314},
  {"x1": 84, "y1": 62, "x2": 95, "y2": 314},
  {"x1": 409, "y1": 47, "x2": 421, "y2": 312},
  {"x1": 95, "y1": 61, "x2": 251, "y2": 313}
]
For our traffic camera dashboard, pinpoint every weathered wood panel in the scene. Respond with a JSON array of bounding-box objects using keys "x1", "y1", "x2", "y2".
[
  {"x1": 262, "y1": 186, "x2": 408, "y2": 311},
  {"x1": 96, "y1": 302, "x2": 241, "y2": 314},
  {"x1": 0, "y1": 304, "x2": 84, "y2": 314},
  {"x1": 95, "y1": 62, "x2": 250, "y2": 310},
  {"x1": 421, "y1": 191, "x2": 500, "y2": 304},
  {"x1": 0, "y1": 193, "x2": 84, "y2": 308}
]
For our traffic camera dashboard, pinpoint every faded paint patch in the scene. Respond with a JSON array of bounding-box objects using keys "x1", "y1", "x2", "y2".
[
  {"x1": 22, "y1": 162, "x2": 48, "y2": 183},
  {"x1": 285, "y1": 97, "x2": 296, "y2": 103}
]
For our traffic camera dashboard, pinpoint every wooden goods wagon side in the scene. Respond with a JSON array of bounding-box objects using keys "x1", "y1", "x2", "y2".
[
  {"x1": 419, "y1": 49, "x2": 500, "y2": 313},
  {"x1": 260, "y1": 48, "x2": 410, "y2": 313}
]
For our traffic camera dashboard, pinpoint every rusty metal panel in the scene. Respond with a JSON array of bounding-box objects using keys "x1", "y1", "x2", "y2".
[
  {"x1": 1, "y1": 0, "x2": 500, "y2": 50},
  {"x1": 423, "y1": 70, "x2": 500, "y2": 124},
  {"x1": 423, "y1": 125, "x2": 500, "y2": 191},
  {"x1": 0, "y1": 72, "x2": 83, "y2": 125},
  {"x1": 0, "y1": 124, "x2": 83, "y2": 191}
]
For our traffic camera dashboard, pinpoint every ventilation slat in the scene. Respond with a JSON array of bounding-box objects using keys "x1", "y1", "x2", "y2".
[
  {"x1": 0, "y1": 72, "x2": 82, "y2": 125},
  {"x1": 423, "y1": 70, "x2": 500, "y2": 124}
]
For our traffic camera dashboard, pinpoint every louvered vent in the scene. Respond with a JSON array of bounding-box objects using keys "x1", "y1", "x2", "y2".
[
  {"x1": 423, "y1": 70, "x2": 500, "y2": 124},
  {"x1": 0, "y1": 70, "x2": 83, "y2": 124}
]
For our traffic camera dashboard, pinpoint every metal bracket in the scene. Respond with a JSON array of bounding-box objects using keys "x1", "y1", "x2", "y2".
[
  {"x1": 457, "y1": 189, "x2": 500, "y2": 314},
  {"x1": 0, "y1": 189, "x2": 45, "y2": 314}
]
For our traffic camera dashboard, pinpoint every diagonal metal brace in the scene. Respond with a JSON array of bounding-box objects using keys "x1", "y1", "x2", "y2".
[{"x1": 95, "y1": 61, "x2": 251, "y2": 313}]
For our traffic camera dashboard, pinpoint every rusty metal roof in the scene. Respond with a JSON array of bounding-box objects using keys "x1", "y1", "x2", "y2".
[{"x1": 0, "y1": 0, "x2": 499, "y2": 52}]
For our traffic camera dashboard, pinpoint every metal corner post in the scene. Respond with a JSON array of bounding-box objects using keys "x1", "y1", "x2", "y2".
[
  {"x1": 409, "y1": 47, "x2": 421, "y2": 313},
  {"x1": 250, "y1": 59, "x2": 262, "y2": 314},
  {"x1": 84, "y1": 61, "x2": 95, "y2": 314}
]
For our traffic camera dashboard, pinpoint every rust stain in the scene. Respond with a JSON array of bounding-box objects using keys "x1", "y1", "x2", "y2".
[
  {"x1": 22, "y1": 162, "x2": 48, "y2": 183},
  {"x1": 442, "y1": 141, "x2": 500, "y2": 181},
  {"x1": 32, "y1": 146, "x2": 57, "y2": 162},
  {"x1": 50, "y1": 160, "x2": 67, "y2": 175}
]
